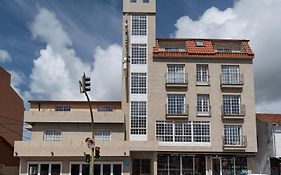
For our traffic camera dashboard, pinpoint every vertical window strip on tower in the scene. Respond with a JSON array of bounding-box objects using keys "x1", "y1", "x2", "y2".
[
  {"x1": 131, "y1": 73, "x2": 147, "y2": 94},
  {"x1": 132, "y1": 15, "x2": 147, "y2": 36},
  {"x1": 196, "y1": 64, "x2": 209, "y2": 83},
  {"x1": 131, "y1": 44, "x2": 147, "y2": 64},
  {"x1": 131, "y1": 101, "x2": 147, "y2": 135}
]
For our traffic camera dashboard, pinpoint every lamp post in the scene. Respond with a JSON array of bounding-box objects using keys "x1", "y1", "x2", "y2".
[{"x1": 79, "y1": 73, "x2": 95, "y2": 175}]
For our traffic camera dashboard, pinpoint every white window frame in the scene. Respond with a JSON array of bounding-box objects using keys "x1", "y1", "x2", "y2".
[
  {"x1": 167, "y1": 65, "x2": 186, "y2": 84},
  {"x1": 69, "y1": 161, "x2": 123, "y2": 175},
  {"x1": 224, "y1": 125, "x2": 243, "y2": 146},
  {"x1": 131, "y1": 73, "x2": 147, "y2": 94},
  {"x1": 156, "y1": 121, "x2": 211, "y2": 146},
  {"x1": 131, "y1": 44, "x2": 147, "y2": 64},
  {"x1": 131, "y1": 15, "x2": 147, "y2": 36},
  {"x1": 222, "y1": 95, "x2": 241, "y2": 115},
  {"x1": 27, "y1": 161, "x2": 62, "y2": 175},
  {"x1": 130, "y1": 101, "x2": 147, "y2": 135},
  {"x1": 43, "y1": 129, "x2": 62, "y2": 142},
  {"x1": 95, "y1": 129, "x2": 111, "y2": 141},
  {"x1": 167, "y1": 95, "x2": 186, "y2": 115},
  {"x1": 197, "y1": 95, "x2": 210, "y2": 116},
  {"x1": 196, "y1": 64, "x2": 209, "y2": 85},
  {"x1": 221, "y1": 65, "x2": 240, "y2": 84}
]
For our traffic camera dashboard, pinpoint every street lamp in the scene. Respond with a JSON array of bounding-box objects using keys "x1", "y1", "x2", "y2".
[{"x1": 79, "y1": 73, "x2": 95, "y2": 175}]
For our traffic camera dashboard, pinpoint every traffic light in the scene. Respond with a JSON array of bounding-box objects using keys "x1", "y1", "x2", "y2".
[
  {"x1": 85, "y1": 154, "x2": 91, "y2": 163},
  {"x1": 95, "y1": 146, "x2": 100, "y2": 159},
  {"x1": 79, "y1": 73, "x2": 91, "y2": 93}
]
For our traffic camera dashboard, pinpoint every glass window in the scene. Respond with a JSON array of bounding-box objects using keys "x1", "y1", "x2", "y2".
[
  {"x1": 94, "y1": 164, "x2": 101, "y2": 175},
  {"x1": 131, "y1": 101, "x2": 147, "y2": 135},
  {"x1": 196, "y1": 64, "x2": 209, "y2": 84},
  {"x1": 222, "y1": 157, "x2": 235, "y2": 174},
  {"x1": 28, "y1": 164, "x2": 38, "y2": 175},
  {"x1": 131, "y1": 0, "x2": 137, "y2": 2},
  {"x1": 51, "y1": 164, "x2": 60, "y2": 175},
  {"x1": 224, "y1": 125, "x2": 242, "y2": 145},
  {"x1": 132, "y1": 15, "x2": 147, "y2": 36},
  {"x1": 167, "y1": 65, "x2": 185, "y2": 84},
  {"x1": 103, "y1": 164, "x2": 111, "y2": 175},
  {"x1": 95, "y1": 130, "x2": 111, "y2": 141},
  {"x1": 131, "y1": 73, "x2": 147, "y2": 94},
  {"x1": 131, "y1": 44, "x2": 147, "y2": 64},
  {"x1": 197, "y1": 95, "x2": 210, "y2": 114},
  {"x1": 223, "y1": 95, "x2": 241, "y2": 115},
  {"x1": 55, "y1": 106, "x2": 71, "y2": 111},
  {"x1": 97, "y1": 106, "x2": 114, "y2": 112},
  {"x1": 40, "y1": 164, "x2": 49, "y2": 175},
  {"x1": 195, "y1": 40, "x2": 204, "y2": 47},
  {"x1": 193, "y1": 121, "x2": 210, "y2": 142},
  {"x1": 43, "y1": 129, "x2": 62, "y2": 142},
  {"x1": 221, "y1": 65, "x2": 240, "y2": 84},
  {"x1": 82, "y1": 164, "x2": 89, "y2": 175},
  {"x1": 182, "y1": 156, "x2": 193, "y2": 174},
  {"x1": 143, "y1": 0, "x2": 149, "y2": 3},
  {"x1": 113, "y1": 164, "x2": 122, "y2": 175},
  {"x1": 71, "y1": 164, "x2": 80, "y2": 175},
  {"x1": 167, "y1": 95, "x2": 185, "y2": 115}
]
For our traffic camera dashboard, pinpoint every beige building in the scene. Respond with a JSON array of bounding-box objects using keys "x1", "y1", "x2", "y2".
[{"x1": 14, "y1": 0, "x2": 257, "y2": 174}]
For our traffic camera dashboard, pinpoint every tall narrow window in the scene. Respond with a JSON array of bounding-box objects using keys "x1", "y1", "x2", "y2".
[
  {"x1": 131, "y1": 101, "x2": 147, "y2": 135},
  {"x1": 131, "y1": 73, "x2": 147, "y2": 94},
  {"x1": 131, "y1": 44, "x2": 147, "y2": 64},
  {"x1": 224, "y1": 125, "x2": 242, "y2": 146},
  {"x1": 197, "y1": 95, "x2": 210, "y2": 116},
  {"x1": 167, "y1": 65, "x2": 185, "y2": 84},
  {"x1": 132, "y1": 15, "x2": 147, "y2": 36},
  {"x1": 223, "y1": 95, "x2": 241, "y2": 115},
  {"x1": 167, "y1": 95, "x2": 186, "y2": 115},
  {"x1": 196, "y1": 64, "x2": 209, "y2": 84},
  {"x1": 221, "y1": 65, "x2": 240, "y2": 84}
]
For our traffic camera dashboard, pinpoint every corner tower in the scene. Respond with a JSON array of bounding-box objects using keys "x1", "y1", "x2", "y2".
[{"x1": 122, "y1": 0, "x2": 156, "y2": 141}]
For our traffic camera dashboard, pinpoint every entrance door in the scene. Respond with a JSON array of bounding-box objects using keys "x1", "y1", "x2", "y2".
[
  {"x1": 212, "y1": 158, "x2": 221, "y2": 175},
  {"x1": 132, "y1": 159, "x2": 151, "y2": 175}
]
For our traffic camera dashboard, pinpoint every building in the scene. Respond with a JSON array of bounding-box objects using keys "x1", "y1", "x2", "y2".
[
  {"x1": 253, "y1": 113, "x2": 281, "y2": 174},
  {"x1": 14, "y1": 0, "x2": 257, "y2": 174},
  {"x1": 0, "y1": 67, "x2": 24, "y2": 175}
]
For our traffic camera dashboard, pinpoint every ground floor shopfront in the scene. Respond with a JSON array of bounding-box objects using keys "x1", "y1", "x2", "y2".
[{"x1": 21, "y1": 152, "x2": 254, "y2": 175}]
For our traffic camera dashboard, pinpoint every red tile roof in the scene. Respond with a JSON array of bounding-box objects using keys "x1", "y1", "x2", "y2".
[
  {"x1": 153, "y1": 38, "x2": 254, "y2": 59},
  {"x1": 256, "y1": 113, "x2": 281, "y2": 123}
]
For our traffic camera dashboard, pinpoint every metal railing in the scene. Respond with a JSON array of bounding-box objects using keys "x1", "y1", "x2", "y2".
[
  {"x1": 166, "y1": 104, "x2": 189, "y2": 116},
  {"x1": 221, "y1": 105, "x2": 246, "y2": 116},
  {"x1": 223, "y1": 135, "x2": 247, "y2": 147},
  {"x1": 196, "y1": 106, "x2": 211, "y2": 116},
  {"x1": 166, "y1": 73, "x2": 188, "y2": 84},
  {"x1": 220, "y1": 73, "x2": 244, "y2": 85}
]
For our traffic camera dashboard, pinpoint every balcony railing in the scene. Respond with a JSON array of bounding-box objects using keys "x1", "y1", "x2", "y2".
[
  {"x1": 220, "y1": 73, "x2": 244, "y2": 86},
  {"x1": 166, "y1": 73, "x2": 188, "y2": 85},
  {"x1": 221, "y1": 105, "x2": 246, "y2": 117},
  {"x1": 166, "y1": 104, "x2": 189, "y2": 116},
  {"x1": 196, "y1": 106, "x2": 211, "y2": 116},
  {"x1": 223, "y1": 135, "x2": 247, "y2": 148}
]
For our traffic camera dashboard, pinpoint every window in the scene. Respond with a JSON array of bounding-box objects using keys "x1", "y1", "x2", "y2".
[
  {"x1": 131, "y1": 101, "x2": 147, "y2": 135},
  {"x1": 196, "y1": 64, "x2": 209, "y2": 84},
  {"x1": 132, "y1": 15, "x2": 147, "y2": 36},
  {"x1": 131, "y1": 44, "x2": 147, "y2": 64},
  {"x1": 55, "y1": 105, "x2": 71, "y2": 111},
  {"x1": 197, "y1": 95, "x2": 210, "y2": 115},
  {"x1": 223, "y1": 95, "x2": 241, "y2": 115},
  {"x1": 132, "y1": 159, "x2": 151, "y2": 175},
  {"x1": 130, "y1": 0, "x2": 136, "y2": 2},
  {"x1": 143, "y1": 0, "x2": 149, "y2": 2},
  {"x1": 131, "y1": 73, "x2": 146, "y2": 94},
  {"x1": 28, "y1": 163, "x2": 61, "y2": 175},
  {"x1": 43, "y1": 129, "x2": 62, "y2": 142},
  {"x1": 224, "y1": 125, "x2": 242, "y2": 145},
  {"x1": 167, "y1": 65, "x2": 186, "y2": 84},
  {"x1": 97, "y1": 106, "x2": 114, "y2": 112},
  {"x1": 167, "y1": 95, "x2": 186, "y2": 115},
  {"x1": 156, "y1": 121, "x2": 210, "y2": 143},
  {"x1": 71, "y1": 163, "x2": 122, "y2": 175},
  {"x1": 221, "y1": 65, "x2": 240, "y2": 84},
  {"x1": 95, "y1": 129, "x2": 111, "y2": 141},
  {"x1": 195, "y1": 40, "x2": 204, "y2": 47}
]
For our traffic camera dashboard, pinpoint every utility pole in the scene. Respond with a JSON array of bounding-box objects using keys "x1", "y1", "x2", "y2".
[{"x1": 79, "y1": 73, "x2": 95, "y2": 175}]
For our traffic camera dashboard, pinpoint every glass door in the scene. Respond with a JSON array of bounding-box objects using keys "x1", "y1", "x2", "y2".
[{"x1": 212, "y1": 158, "x2": 221, "y2": 175}]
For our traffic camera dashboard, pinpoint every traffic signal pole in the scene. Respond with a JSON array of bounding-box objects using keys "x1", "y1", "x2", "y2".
[{"x1": 79, "y1": 73, "x2": 95, "y2": 175}]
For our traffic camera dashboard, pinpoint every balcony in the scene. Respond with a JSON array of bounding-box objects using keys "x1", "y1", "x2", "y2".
[
  {"x1": 24, "y1": 111, "x2": 125, "y2": 124},
  {"x1": 165, "y1": 73, "x2": 188, "y2": 88},
  {"x1": 221, "y1": 105, "x2": 246, "y2": 119},
  {"x1": 166, "y1": 104, "x2": 189, "y2": 118},
  {"x1": 220, "y1": 74, "x2": 244, "y2": 88},
  {"x1": 196, "y1": 106, "x2": 211, "y2": 117},
  {"x1": 223, "y1": 135, "x2": 247, "y2": 151}
]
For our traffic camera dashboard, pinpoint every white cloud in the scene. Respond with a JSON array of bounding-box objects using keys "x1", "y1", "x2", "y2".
[
  {"x1": 173, "y1": 0, "x2": 281, "y2": 113},
  {"x1": 28, "y1": 8, "x2": 122, "y2": 101},
  {"x1": 0, "y1": 49, "x2": 12, "y2": 63}
]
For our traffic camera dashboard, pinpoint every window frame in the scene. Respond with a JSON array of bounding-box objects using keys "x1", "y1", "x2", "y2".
[
  {"x1": 131, "y1": 73, "x2": 147, "y2": 94},
  {"x1": 131, "y1": 15, "x2": 147, "y2": 36},
  {"x1": 131, "y1": 43, "x2": 147, "y2": 64},
  {"x1": 167, "y1": 64, "x2": 186, "y2": 84},
  {"x1": 222, "y1": 95, "x2": 241, "y2": 115},
  {"x1": 130, "y1": 101, "x2": 147, "y2": 135},
  {"x1": 167, "y1": 95, "x2": 186, "y2": 115},
  {"x1": 27, "y1": 161, "x2": 62, "y2": 175},
  {"x1": 95, "y1": 129, "x2": 111, "y2": 141},
  {"x1": 197, "y1": 94, "x2": 210, "y2": 116},
  {"x1": 224, "y1": 125, "x2": 243, "y2": 146},
  {"x1": 196, "y1": 64, "x2": 209, "y2": 85},
  {"x1": 43, "y1": 129, "x2": 62, "y2": 142}
]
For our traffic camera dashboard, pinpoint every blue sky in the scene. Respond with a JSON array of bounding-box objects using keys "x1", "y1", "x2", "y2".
[{"x1": 1, "y1": 0, "x2": 281, "y2": 114}]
